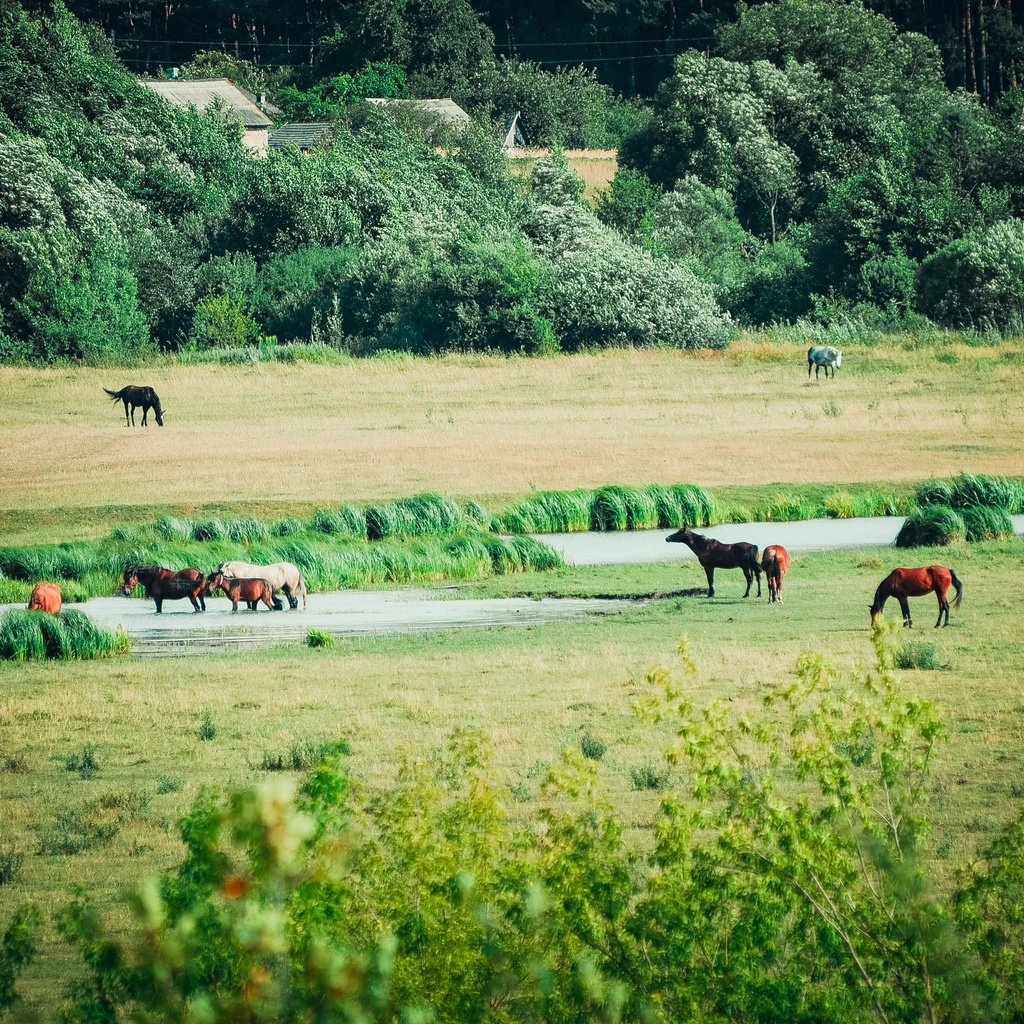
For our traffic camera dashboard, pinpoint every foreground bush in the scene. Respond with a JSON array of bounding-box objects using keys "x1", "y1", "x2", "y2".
[
  {"x1": 0, "y1": 610, "x2": 128, "y2": 661},
  {"x1": 895, "y1": 504, "x2": 968, "y2": 547},
  {"x1": 43, "y1": 633, "x2": 1024, "y2": 1022}
]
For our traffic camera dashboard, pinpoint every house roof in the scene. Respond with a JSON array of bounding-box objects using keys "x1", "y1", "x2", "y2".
[
  {"x1": 142, "y1": 79, "x2": 273, "y2": 129},
  {"x1": 365, "y1": 97, "x2": 471, "y2": 126},
  {"x1": 268, "y1": 122, "x2": 334, "y2": 150}
]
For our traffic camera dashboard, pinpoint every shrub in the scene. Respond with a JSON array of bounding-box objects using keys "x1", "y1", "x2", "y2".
[
  {"x1": 198, "y1": 710, "x2": 217, "y2": 742},
  {"x1": 155, "y1": 774, "x2": 183, "y2": 795},
  {"x1": 64, "y1": 745, "x2": 100, "y2": 780},
  {"x1": 579, "y1": 730, "x2": 607, "y2": 760},
  {"x1": 257, "y1": 738, "x2": 350, "y2": 772},
  {"x1": 0, "y1": 845, "x2": 23, "y2": 887},
  {"x1": 895, "y1": 505, "x2": 967, "y2": 547},
  {"x1": 306, "y1": 628, "x2": 336, "y2": 650},
  {"x1": 630, "y1": 763, "x2": 669, "y2": 790},
  {"x1": 36, "y1": 791, "x2": 147, "y2": 855},
  {"x1": 895, "y1": 641, "x2": 943, "y2": 671}
]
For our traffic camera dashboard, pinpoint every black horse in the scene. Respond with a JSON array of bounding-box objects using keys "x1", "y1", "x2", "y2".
[
  {"x1": 104, "y1": 385, "x2": 164, "y2": 426},
  {"x1": 666, "y1": 525, "x2": 762, "y2": 598}
]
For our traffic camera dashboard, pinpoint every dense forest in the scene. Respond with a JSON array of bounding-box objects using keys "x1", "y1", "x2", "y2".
[{"x1": 0, "y1": 0, "x2": 1022, "y2": 364}]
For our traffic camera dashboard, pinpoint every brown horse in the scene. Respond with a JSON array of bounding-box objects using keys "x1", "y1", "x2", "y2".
[
  {"x1": 666, "y1": 525, "x2": 761, "y2": 598},
  {"x1": 104, "y1": 385, "x2": 164, "y2": 426},
  {"x1": 122, "y1": 565, "x2": 206, "y2": 613},
  {"x1": 27, "y1": 582, "x2": 62, "y2": 614},
  {"x1": 870, "y1": 566, "x2": 963, "y2": 628},
  {"x1": 205, "y1": 571, "x2": 276, "y2": 613},
  {"x1": 761, "y1": 545, "x2": 791, "y2": 604}
]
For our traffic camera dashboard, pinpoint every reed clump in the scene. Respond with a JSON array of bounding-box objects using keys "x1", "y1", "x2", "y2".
[
  {"x1": 895, "y1": 506, "x2": 967, "y2": 547},
  {"x1": 0, "y1": 610, "x2": 129, "y2": 661}
]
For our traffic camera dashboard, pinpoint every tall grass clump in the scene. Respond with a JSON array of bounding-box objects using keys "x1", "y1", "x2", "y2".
[
  {"x1": 0, "y1": 610, "x2": 128, "y2": 661},
  {"x1": 309, "y1": 507, "x2": 367, "y2": 539},
  {"x1": 960, "y1": 505, "x2": 1014, "y2": 542},
  {"x1": 364, "y1": 493, "x2": 464, "y2": 540},
  {"x1": 224, "y1": 517, "x2": 271, "y2": 545},
  {"x1": 759, "y1": 492, "x2": 820, "y2": 522},
  {"x1": 490, "y1": 490, "x2": 592, "y2": 534},
  {"x1": 190, "y1": 518, "x2": 228, "y2": 542},
  {"x1": 895, "y1": 505, "x2": 967, "y2": 547},
  {"x1": 591, "y1": 486, "x2": 660, "y2": 531},
  {"x1": 461, "y1": 499, "x2": 491, "y2": 528},
  {"x1": 667, "y1": 484, "x2": 715, "y2": 527},
  {"x1": 270, "y1": 517, "x2": 304, "y2": 537},
  {"x1": 916, "y1": 473, "x2": 1024, "y2": 513}
]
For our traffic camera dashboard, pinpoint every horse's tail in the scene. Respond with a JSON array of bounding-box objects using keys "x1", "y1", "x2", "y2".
[
  {"x1": 104, "y1": 387, "x2": 122, "y2": 400},
  {"x1": 747, "y1": 545, "x2": 761, "y2": 575},
  {"x1": 298, "y1": 570, "x2": 308, "y2": 608},
  {"x1": 950, "y1": 570, "x2": 963, "y2": 610}
]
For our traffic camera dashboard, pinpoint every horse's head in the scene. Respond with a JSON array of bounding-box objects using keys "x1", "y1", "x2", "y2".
[
  {"x1": 122, "y1": 566, "x2": 140, "y2": 596},
  {"x1": 666, "y1": 525, "x2": 693, "y2": 544},
  {"x1": 869, "y1": 604, "x2": 882, "y2": 627},
  {"x1": 204, "y1": 571, "x2": 224, "y2": 595},
  {"x1": 833, "y1": 350, "x2": 843, "y2": 369},
  {"x1": 154, "y1": 408, "x2": 164, "y2": 426}
]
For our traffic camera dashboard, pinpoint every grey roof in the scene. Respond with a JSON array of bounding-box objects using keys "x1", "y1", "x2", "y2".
[
  {"x1": 365, "y1": 97, "x2": 471, "y2": 126},
  {"x1": 142, "y1": 79, "x2": 273, "y2": 129},
  {"x1": 268, "y1": 122, "x2": 334, "y2": 150}
]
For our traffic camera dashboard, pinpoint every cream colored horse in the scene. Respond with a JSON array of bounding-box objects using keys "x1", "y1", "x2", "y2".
[{"x1": 217, "y1": 560, "x2": 307, "y2": 609}]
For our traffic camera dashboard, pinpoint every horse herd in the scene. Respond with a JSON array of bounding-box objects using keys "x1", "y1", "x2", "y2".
[
  {"x1": 23, "y1": 532, "x2": 961, "y2": 630},
  {"x1": 119, "y1": 561, "x2": 307, "y2": 615},
  {"x1": 666, "y1": 525, "x2": 963, "y2": 628}
]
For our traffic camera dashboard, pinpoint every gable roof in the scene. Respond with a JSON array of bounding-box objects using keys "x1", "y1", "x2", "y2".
[
  {"x1": 268, "y1": 122, "x2": 334, "y2": 150},
  {"x1": 365, "y1": 97, "x2": 471, "y2": 126},
  {"x1": 142, "y1": 79, "x2": 273, "y2": 129}
]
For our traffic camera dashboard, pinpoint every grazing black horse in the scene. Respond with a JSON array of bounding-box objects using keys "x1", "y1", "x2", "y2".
[
  {"x1": 666, "y1": 525, "x2": 762, "y2": 598},
  {"x1": 104, "y1": 385, "x2": 164, "y2": 426}
]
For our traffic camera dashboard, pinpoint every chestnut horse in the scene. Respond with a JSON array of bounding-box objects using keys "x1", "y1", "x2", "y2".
[
  {"x1": 761, "y1": 545, "x2": 791, "y2": 604},
  {"x1": 27, "y1": 582, "x2": 62, "y2": 614},
  {"x1": 666, "y1": 525, "x2": 761, "y2": 598},
  {"x1": 205, "y1": 572, "x2": 276, "y2": 613},
  {"x1": 104, "y1": 385, "x2": 164, "y2": 426},
  {"x1": 122, "y1": 565, "x2": 206, "y2": 613},
  {"x1": 869, "y1": 566, "x2": 963, "y2": 628}
]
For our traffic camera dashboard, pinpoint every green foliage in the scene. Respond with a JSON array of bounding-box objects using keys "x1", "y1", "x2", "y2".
[
  {"x1": 579, "y1": 730, "x2": 607, "y2": 760},
  {"x1": 919, "y1": 473, "x2": 1024, "y2": 514},
  {"x1": 365, "y1": 492, "x2": 465, "y2": 540},
  {"x1": 530, "y1": 156, "x2": 732, "y2": 351},
  {"x1": 917, "y1": 220, "x2": 1024, "y2": 331},
  {"x1": 64, "y1": 744, "x2": 101, "y2": 780},
  {"x1": 257, "y1": 737, "x2": 350, "y2": 770},
  {"x1": 188, "y1": 294, "x2": 264, "y2": 351},
  {"x1": 474, "y1": 59, "x2": 639, "y2": 148},
  {"x1": 53, "y1": 634, "x2": 1024, "y2": 1022},
  {"x1": 305, "y1": 628, "x2": 336, "y2": 650},
  {"x1": 199, "y1": 710, "x2": 217, "y2": 742},
  {"x1": 895, "y1": 640, "x2": 943, "y2": 671},
  {"x1": 960, "y1": 505, "x2": 1015, "y2": 543},
  {"x1": 0, "y1": 609, "x2": 128, "y2": 660},
  {"x1": 629, "y1": 763, "x2": 669, "y2": 791},
  {"x1": 895, "y1": 504, "x2": 968, "y2": 547},
  {"x1": 277, "y1": 62, "x2": 408, "y2": 122},
  {"x1": 0, "y1": 906, "x2": 41, "y2": 1013}
]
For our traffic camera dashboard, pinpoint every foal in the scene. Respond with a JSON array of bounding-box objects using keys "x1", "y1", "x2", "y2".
[
  {"x1": 666, "y1": 525, "x2": 761, "y2": 598},
  {"x1": 761, "y1": 545, "x2": 791, "y2": 604}
]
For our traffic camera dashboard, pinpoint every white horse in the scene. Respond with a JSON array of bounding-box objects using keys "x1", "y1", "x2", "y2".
[
  {"x1": 807, "y1": 345, "x2": 842, "y2": 379},
  {"x1": 217, "y1": 560, "x2": 307, "y2": 609}
]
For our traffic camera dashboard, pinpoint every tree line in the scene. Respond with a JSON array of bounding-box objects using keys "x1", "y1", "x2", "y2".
[{"x1": 1, "y1": 0, "x2": 1022, "y2": 365}]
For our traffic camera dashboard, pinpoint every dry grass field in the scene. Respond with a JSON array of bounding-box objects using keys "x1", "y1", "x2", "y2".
[
  {"x1": 507, "y1": 148, "x2": 618, "y2": 197},
  {"x1": 0, "y1": 341, "x2": 1021, "y2": 542}
]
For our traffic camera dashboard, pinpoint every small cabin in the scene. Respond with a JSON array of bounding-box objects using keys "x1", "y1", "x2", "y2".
[{"x1": 141, "y1": 78, "x2": 277, "y2": 152}]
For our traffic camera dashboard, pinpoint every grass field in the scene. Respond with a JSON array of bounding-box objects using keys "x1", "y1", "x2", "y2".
[
  {"x1": 2, "y1": 341, "x2": 1023, "y2": 1014},
  {"x1": 1, "y1": 341, "x2": 1022, "y2": 544},
  {"x1": 2, "y1": 540, "x2": 1023, "y2": 1012}
]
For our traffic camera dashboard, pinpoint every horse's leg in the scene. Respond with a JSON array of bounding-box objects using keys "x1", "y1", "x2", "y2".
[
  {"x1": 141, "y1": 405, "x2": 148, "y2": 426},
  {"x1": 122, "y1": 399, "x2": 130, "y2": 426},
  {"x1": 154, "y1": 597, "x2": 162, "y2": 614},
  {"x1": 899, "y1": 596, "x2": 912, "y2": 627},
  {"x1": 754, "y1": 563, "x2": 762, "y2": 598},
  {"x1": 742, "y1": 567, "x2": 752, "y2": 598},
  {"x1": 283, "y1": 583, "x2": 297, "y2": 610},
  {"x1": 703, "y1": 564, "x2": 715, "y2": 598},
  {"x1": 231, "y1": 596, "x2": 239, "y2": 613},
  {"x1": 936, "y1": 588, "x2": 949, "y2": 627}
]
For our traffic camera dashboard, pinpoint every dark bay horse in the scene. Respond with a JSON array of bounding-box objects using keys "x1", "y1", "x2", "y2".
[
  {"x1": 104, "y1": 386, "x2": 164, "y2": 426},
  {"x1": 870, "y1": 566, "x2": 963, "y2": 628},
  {"x1": 205, "y1": 571, "x2": 277, "y2": 613},
  {"x1": 666, "y1": 525, "x2": 761, "y2": 598},
  {"x1": 761, "y1": 545, "x2": 791, "y2": 604},
  {"x1": 122, "y1": 565, "x2": 206, "y2": 613}
]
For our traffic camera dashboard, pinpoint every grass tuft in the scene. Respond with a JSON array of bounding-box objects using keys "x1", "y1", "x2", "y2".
[
  {"x1": 64, "y1": 744, "x2": 100, "y2": 780},
  {"x1": 895, "y1": 505, "x2": 967, "y2": 547},
  {"x1": 580, "y1": 731, "x2": 607, "y2": 761},
  {"x1": 895, "y1": 641, "x2": 944, "y2": 671},
  {"x1": 0, "y1": 610, "x2": 128, "y2": 661},
  {"x1": 306, "y1": 628, "x2": 336, "y2": 649}
]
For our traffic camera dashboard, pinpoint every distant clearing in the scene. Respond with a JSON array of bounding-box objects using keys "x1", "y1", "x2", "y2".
[{"x1": 507, "y1": 147, "x2": 618, "y2": 196}]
